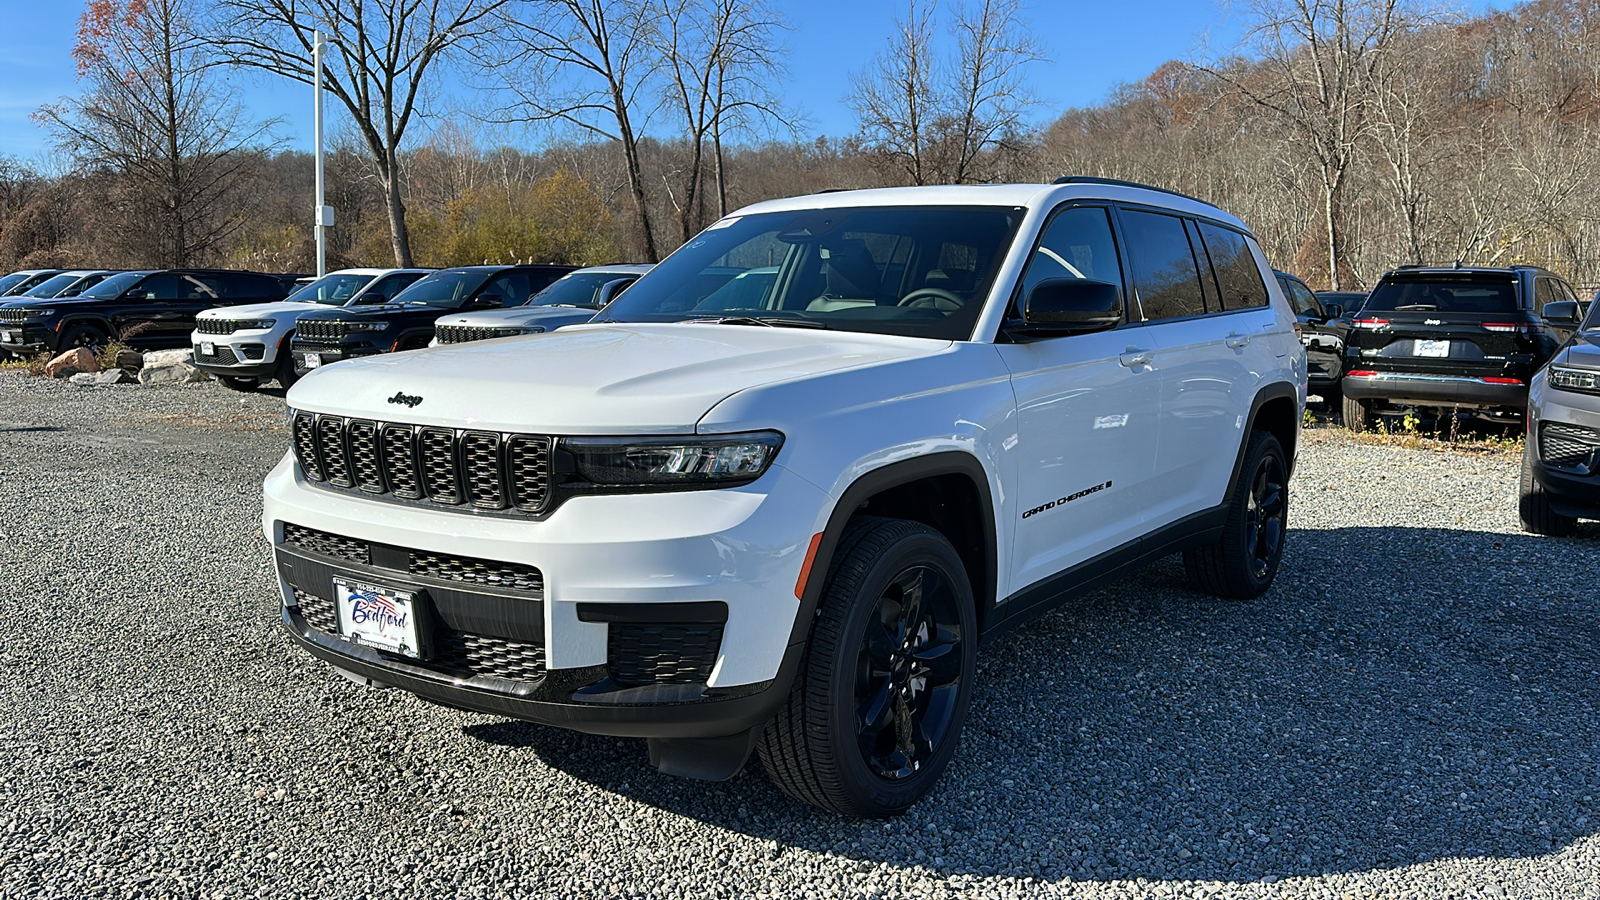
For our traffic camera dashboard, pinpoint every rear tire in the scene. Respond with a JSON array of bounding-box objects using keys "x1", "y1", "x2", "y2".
[
  {"x1": 757, "y1": 516, "x2": 976, "y2": 818},
  {"x1": 217, "y1": 375, "x2": 260, "y2": 393},
  {"x1": 1184, "y1": 431, "x2": 1288, "y2": 599},
  {"x1": 1342, "y1": 394, "x2": 1373, "y2": 432},
  {"x1": 57, "y1": 324, "x2": 110, "y2": 354},
  {"x1": 1518, "y1": 443, "x2": 1577, "y2": 536}
]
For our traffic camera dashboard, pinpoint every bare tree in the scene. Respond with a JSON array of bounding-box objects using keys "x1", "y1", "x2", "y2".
[
  {"x1": 213, "y1": 0, "x2": 510, "y2": 267},
  {"x1": 850, "y1": 0, "x2": 1041, "y2": 185},
  {"x1": 488, "y1": 0, "x2": 665, "y2": 262},
  {"x1": 36, "y1": 0, "x2": 274, "y2": 266}
]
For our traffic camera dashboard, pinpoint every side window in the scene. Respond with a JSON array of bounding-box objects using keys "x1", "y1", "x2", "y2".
[
  {"x1": 136, "y1": 274, "x2": 180, "y2": 301},
  {"x1": 1282, "y1": 279, "x2": 1320, "y2": 316},
  {"x1": 178, "y1": 274, "x2": 222, "y2": 301},
  {"x1": 1120, "y1": 209, "x2": 1207, "y2": 321},
  {"x1": 1198, "y1": 223, "x2": 1270, "y2": 310},
  {"x1": 486, "y1": 273, "x2": 529, "y2": 304},
  {"x1": 1534, "y1": 278, "x2": 1558, "y2": 312},
  {"x1": 1017, "y1": 205, "x2": 1123, "y2": 308}
]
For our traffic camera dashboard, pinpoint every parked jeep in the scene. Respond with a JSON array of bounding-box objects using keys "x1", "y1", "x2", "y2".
[
  {"x1": 1520, "y1": 296, "x2": 1600, "y2": 535},
  {"x1": 264, "y1": 178, "x2": 1305, "y2": 816},
  {"x1": 431, "y1": 264, "x2": 651, "y2": 345},
  {"x1": 1275, "y1": 270, "x2": 1349, "y2": 403}
]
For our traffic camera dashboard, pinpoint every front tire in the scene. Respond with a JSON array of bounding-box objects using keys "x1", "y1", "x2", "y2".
[
  {"x1": 57, "y1": 324, "x2": 110, "y2": 354},
  {"x1": 758, "y1": 517, "x2": 976, "y2": 818},
  {"x1": 1184, "y1": 431, "x2": 1288, "y2": 599},
  {"x1": 1518, "y1": 443, "x2": 1577, "y2": 536},
  {"x1": 274, "y1": 348, "x2": 300, "y2": 389}
]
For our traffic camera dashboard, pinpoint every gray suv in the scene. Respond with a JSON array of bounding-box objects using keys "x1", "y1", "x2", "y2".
[{"x1": 1520, "y1": 297, "x2": 1600, "y2": 534}]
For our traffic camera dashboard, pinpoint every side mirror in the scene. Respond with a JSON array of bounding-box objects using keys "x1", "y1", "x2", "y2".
[
  {"x1": 1542, "y1": 300, "x2": 1580, "y2": 325},
  {"x1": 473, "y1": 293, "x2": 504, "y2": 310},
  {"x1": 597, "y1": 278, "x2": 635, "y2": 306},
  {"x1": 1323, "y1": 302, "x2": 1344, "y2": 319},
  {"x1": 1009, "y1": 279, "x2": 1122, "y2": 337}
]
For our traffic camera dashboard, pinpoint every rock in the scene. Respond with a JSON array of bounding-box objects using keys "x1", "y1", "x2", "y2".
[
  {"x1": 69, "y1": 372, "x2": 99, "y2": 386},
  {"x1": 96, "y1": 369, "x2": 137, "y2": 385},
  {"x1": 142, "y1": 348, "x2": 193, "y2": 368},
  {"x1": 115, "y1": 349, "x2": 143, "y2": 372},
  {"x1": 138, "y1": 363, "x2": 195, "y2": 386},
  {"x1": 45, "y1": 347, "x2": 99, "y2": 378}
]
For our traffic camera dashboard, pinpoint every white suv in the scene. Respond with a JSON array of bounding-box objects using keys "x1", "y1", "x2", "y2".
[
  {"x1": 193, "y1": 268, "x2": 431, "y2": 390},
  {"x1": 264, "y1": 179, "x2": 1306, "y2": 816}
]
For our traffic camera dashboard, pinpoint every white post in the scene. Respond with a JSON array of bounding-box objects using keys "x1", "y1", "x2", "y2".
[{"x1": 313, "y1": 30, "x2": 327, "y2": 278}]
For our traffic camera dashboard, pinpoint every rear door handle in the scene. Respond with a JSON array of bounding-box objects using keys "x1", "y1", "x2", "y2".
[
  {"x1": 1118, "y1": 348, "x2": 1154, "y2": 368},
  {"x1": 1224, "y1": 333, "x2": 1251, "y2": 349}
]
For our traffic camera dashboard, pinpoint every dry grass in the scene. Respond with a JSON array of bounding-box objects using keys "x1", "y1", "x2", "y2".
[{"x1": 1303, "y1": 405, "x2": 1524, "y2": 456}]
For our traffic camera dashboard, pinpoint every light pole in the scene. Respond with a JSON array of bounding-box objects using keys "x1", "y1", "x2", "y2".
[{"x1": 312, "y1": 30, "x2": 332, "y2": 278}]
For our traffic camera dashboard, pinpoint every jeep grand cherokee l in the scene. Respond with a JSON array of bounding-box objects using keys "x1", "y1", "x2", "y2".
[
  {"x1": 1341, "y1": 265, "x2": 1582, "y2": 430},
  {"x1": 1520, "y1": 297, "x2": 1600, "y2": 534},
  {"x1": 265, "y1": 178, "x2": 1305, "y2": 816},
  {"x1": 289, "y1": 264, "x2": 575, "y2": 374}
]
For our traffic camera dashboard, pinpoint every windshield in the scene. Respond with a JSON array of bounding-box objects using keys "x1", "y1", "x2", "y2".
[
  {"x1": 1581, "y1": 300, "x2": 1600, "y2": 331},
  {"x1": 388, "y1": 269, "x2": 492, "y2": 308},
  {"x1": 22, "y1": 274, "x2": 82, "y2": 297},
  {"x1": 524, "y1": 271, "x2": 633, "y2": 309},
  {"x1": 598, "y1": 206, "x2": 1024, "y2": 340},
  {"x1": 77, "y1": 271, "x2": 148, "y2": 299},
  {"x1": 0, "y1": 273, "x2": 30, "y2": 295},
  {"x1": 1364, "y1": 276, "x2": 1519, "y2": 313},
  {"x1": 286, "y1": 272, "x2": 375, "y2": 305}
]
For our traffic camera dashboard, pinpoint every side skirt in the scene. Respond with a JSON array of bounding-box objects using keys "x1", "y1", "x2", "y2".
[{"x1": 979, "y1": 504, "x2": 1227, "y2": 647}]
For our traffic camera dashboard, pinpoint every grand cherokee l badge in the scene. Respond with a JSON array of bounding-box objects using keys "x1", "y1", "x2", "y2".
[{"x1": 388, "y1": 391, "x2": 423, "y2": 408}]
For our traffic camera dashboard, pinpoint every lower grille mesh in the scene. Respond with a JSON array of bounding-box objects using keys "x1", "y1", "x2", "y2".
[
  {"x1": 1542, "y1": 422, "x2": 1600, "y2": 471},
  {"x1": 607, "y1": 623, "x2": 723, "y2": 686}
]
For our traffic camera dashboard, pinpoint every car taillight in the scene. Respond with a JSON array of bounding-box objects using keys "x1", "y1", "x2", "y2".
[
  {"x1": 1481, "y1": 323, "x2": 1535, "y2": 333},
  {"x1": 1346, "y1": 370, "x2": 1379, "y2": 377},
  {"x1": 1352, "y1": 318, "x2": 1388, "y2": 328}
]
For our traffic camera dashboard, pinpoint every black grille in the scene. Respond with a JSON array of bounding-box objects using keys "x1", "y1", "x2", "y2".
[
  {"x1": 1541, "y1": 422, "x2": 1600, "y2": 471},
  {"x1": 435, "y1": 324, "x2": 526, "y2": 344},
  {"x1": 293, "y1": 412, "x2": 552, "y2": 515},
  {"x1": 196, "y1": 319, "x2": 241, "y2": 335},
  {"x1": 282, "y1": 523, "x2": 369, "y2": 564},
  {"x1": 194, "y1": 344, "x2": 240, "y2": 366},
  {"x1": 296, "y1": 319, "x2": 349, "y2": 341},
  {"x1": 292, "y1": 589, "x2": 546, "y2": 682},
  {"x1": 409, "y1": 551, "x2": 543, "y2": 592},
  {"x1": 607, "y1": 623, "x2": 723, "y2": 686},
  {"x1": 240, "y1": 343, "x2": 266, "y2": 360}
]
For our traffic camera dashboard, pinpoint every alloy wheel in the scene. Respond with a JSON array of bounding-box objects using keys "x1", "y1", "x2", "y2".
[{"x1": 1244, "y1": 454, "x2": 1286, "y2": 579}]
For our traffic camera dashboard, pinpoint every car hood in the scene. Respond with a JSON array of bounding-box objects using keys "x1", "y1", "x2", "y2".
[
  {"x1": 1554, "y1": 331, "x2": 1600, "y2": 369},
  {"x1": 196, "y1": 301, "x2": 332, "y2": 321},
  {"x1": 288, "y1": 323, "x2": 951, "y2": 433},
  {"x1": 432, "y1": 307, "x2": 601, "y2": 329}
]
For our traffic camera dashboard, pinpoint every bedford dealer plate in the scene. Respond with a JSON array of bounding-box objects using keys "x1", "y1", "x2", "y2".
[
  {"x1": 0, "y1": 329, "x2": 17, "y2": 343},
  {"x1": 200, "y1": 341, "x2": 215, "y2": 356},
  {"x1": 334, "y1": 577, "x2": 421, "y2": 658},
  {"x1": 302, "y1": 353, "x2": 322, "y2": 368},
  {"x1": 1413, "y1": 339, "x2": 1451, "y2": 358}
]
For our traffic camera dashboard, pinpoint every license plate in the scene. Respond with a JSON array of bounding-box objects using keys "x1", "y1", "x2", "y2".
[
  {"x1": 200, "y1": 341, "x2": 215, "y2": 355},
  {"x1": 334, "y1": 578, "x2": 422, "y2": 658},
  {"x1": 303, "y1": 353, "x2": 321, "y2": 368},
  {"x1": 0, "y1": 329, "x2": 16, "y2": 343},
  {"x1": 1413, "y1": 339, "x2": 1450, "y2": 358}
]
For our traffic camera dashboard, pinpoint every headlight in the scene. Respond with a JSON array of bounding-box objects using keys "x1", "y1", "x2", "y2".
[
  {"x1": 1548, "y1": 365, "x2": 1600, "y2": 395},
  {"x1": 24, "y1": 309, "x2": 55, "y2": 318},
  {"x1": 562, "y1": 431, "x2": 783, "y2": 486},
  {"x1": 345, "y1": 322, "x2": 386, "y2": 332},
  {"x1": 239, "y1": 319, "x2": 275, "y2": 330}
]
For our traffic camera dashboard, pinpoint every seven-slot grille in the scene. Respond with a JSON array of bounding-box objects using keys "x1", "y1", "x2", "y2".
[
  {"x1": 0, "y1": 309, "x2": 30, "y2": 323},
  {"x1": 435, "y1": 324, "x2": 527, "y2": 344},
  {"x1": 1540, "y1": 422, "x2": 1600, "y2": 472},
  {"x1": 292, "y1": 411, "x2": 552, "y2": 513},
  {"x1": 296, "y1": 318, "x2": 350, "y2": 341},
  {"x1": 196, "y1": 319, "x2": 243, "y2": 335}
]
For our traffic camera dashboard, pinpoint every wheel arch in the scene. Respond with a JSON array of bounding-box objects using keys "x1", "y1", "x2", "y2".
[{"x1": 1229, "y1": 382, "x2": 1300, "y2": 501}]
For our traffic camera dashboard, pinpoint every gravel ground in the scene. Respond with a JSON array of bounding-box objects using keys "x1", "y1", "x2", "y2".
[{"x1": 1, "y1": 371, "x2": 1597, "y2": 900}]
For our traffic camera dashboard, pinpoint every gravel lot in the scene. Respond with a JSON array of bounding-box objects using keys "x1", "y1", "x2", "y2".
[{"x1": 2, "y1": 371, "x2": 1597, "y2": 899}]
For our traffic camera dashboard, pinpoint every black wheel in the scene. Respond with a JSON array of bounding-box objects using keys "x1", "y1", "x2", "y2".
[
  {"x1": 758, "y1": 516, "x2": 976, "y2": 818},
  {"x1": 217, "y1": 375, "x2": 261, "y2": 392},
  {"x1": 1342, "y1": 394, "x2": 1373, "y2": 431},
  {"x1": 1184, "y1": 431, "x2": 1288, "y2": 599},
  {"x1": 57, "y1": 324, "x2": 110, "y2": 354},
  {"x1": 1518, "y1": 443, "x2": 1576, "y2": 536},
  {"x1": 274, "y1": 348, "x2": 300, "y2": 389}
]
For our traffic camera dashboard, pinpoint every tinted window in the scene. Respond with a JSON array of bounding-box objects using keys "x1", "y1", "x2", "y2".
[
  {"x1": 526, "y1": 271, "x2": 636, "y2": 309},
  {"x1": 1364, "y1": 276, "x2": 1519, "y2": 313},
  {"x1": 181, "y1": 274, "x2": 225, "y2": 300},
  {"x1": 21, "y1": 274, "x2": 81, "y2": 298},
  {"x1": 1120, "y1": 210, "x2": 1207, "y2": 321},
  {"x1": 1018, "y1": 206, "x2": 1123, "y2": 308},
  {"x1": 389, "y1": 270, "x2": 494, "y2": 308},
  {"x1": 1278, "y1": 276, "x2": 1319, "y2": 316},
  {"x1": 483, "y1": 272, "x2": 530, "y2": 306},
  {"x1": 361, "y1": 272, "x2": 425, "y2": 302},
  {"x1": 599, "y1": 206, "x2": 1023, "y2": 340},
  {"x1": 1200, "y1": 224, "x2": 1270, "y2": 310},
  {"x1": 0, "y1": 273, "x2": 30, "y2": 295},
  {"x1": 79, "y1": 272, "x2": 149, "y2": 299},
  {"x1": 1535, "y1": 278, "x2": 1559, "y2": 312},
  {"x1": 286, "y1": 273, "x2": 376, "y2": 305}
]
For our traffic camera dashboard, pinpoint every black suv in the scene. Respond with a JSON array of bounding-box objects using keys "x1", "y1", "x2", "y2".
[
  {"x1": 1275, "y1": 270, "x2": 1350, "y2": 403},
  {"x1": 0, "y1": 269, "x2": 292, "y2": 357},
  {"x1": 1340, "y1": 265, "x2": 1584, "y2": 430},
  {"x1": 289, "y1": 265, "x2": 576, "y2": 375}
]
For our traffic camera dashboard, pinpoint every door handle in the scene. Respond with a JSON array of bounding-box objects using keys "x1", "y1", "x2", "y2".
[
  {"x1": 1224, "y1": 333, "x2": 1251, "y2": 349},
  {"x1": 1118, "y1": 348, "x2": 1154, "y2": 368}
]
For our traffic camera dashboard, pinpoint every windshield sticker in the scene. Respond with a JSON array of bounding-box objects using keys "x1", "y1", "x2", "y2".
[{"x1": 705, "y1": 216, "x2": 741, "y2": 230}]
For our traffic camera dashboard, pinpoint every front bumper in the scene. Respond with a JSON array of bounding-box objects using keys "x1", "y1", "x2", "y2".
[
  {"x1": 191, "y1": 328, "x2": 284, "y2": 377},
  {"x1": 1530, "y1": 380, "x2": 1600, "y2": 520},
  {"x1": 289, "y1": 340, "x2": 384, "y2": 373},
  {"x1": 262, "y1": 453, "x2": 828, "y2": 737},
  {"x1": 1342, "y1": 371, "x2": 1527, "y2": 410},
  {"x1": 0, "y1": 323, "x2": 52, "y2": 356}
]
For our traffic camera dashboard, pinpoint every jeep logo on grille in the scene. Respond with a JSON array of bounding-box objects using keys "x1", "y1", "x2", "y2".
[{"x1": 387, "y1": 391, "x2": 423, "y2": 408}]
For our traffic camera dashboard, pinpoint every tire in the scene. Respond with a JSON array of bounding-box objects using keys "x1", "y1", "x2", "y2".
[
  {"x1": 1184, "y1": 431, "x2": 1289, "y2": 599},
  {"x1": 1342, "y1": 394, "x2": 1373, "y2": 432},
  {"x1": 1518, "y1": 442, "x2": 1577, "y2": 536},
  {"x1": 57, "y1": 324, "x2": 110, "y2": 354},
  {"x1": 217, "y1": 375, "x2": 261, "y2": 393},
  {"x1": 274, "y1": 350, "x2": 300, "y2": 389},
  {"x1": 757, "y1": 516, "x2": 977, "y2": 818}
]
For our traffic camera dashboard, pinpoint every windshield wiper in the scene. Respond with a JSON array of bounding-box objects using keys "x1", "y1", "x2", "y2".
[
  {"x1": 686, "y1": 315, "x2": 827, "y2": 329},
  {"x1": 1393, "y1": 304, "x2": 1439, "y2": 311}
]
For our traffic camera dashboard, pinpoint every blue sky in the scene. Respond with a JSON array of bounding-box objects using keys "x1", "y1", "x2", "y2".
[{"x1": 0, "y1": 0, "x2": 1510, "y2": 162}]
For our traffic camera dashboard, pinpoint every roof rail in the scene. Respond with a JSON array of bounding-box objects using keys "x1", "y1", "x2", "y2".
[{"x1": 1051, "y1": 175, "x2": 1209, "y2": 206}]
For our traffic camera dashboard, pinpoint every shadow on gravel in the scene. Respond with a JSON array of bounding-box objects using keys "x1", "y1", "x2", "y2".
[
  {"x1": 467, "y1": 524, "x2": 1600, "y2": 885},
  {"x1": 0, "y1": 424, "x2": 65, "y2": 433}
]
